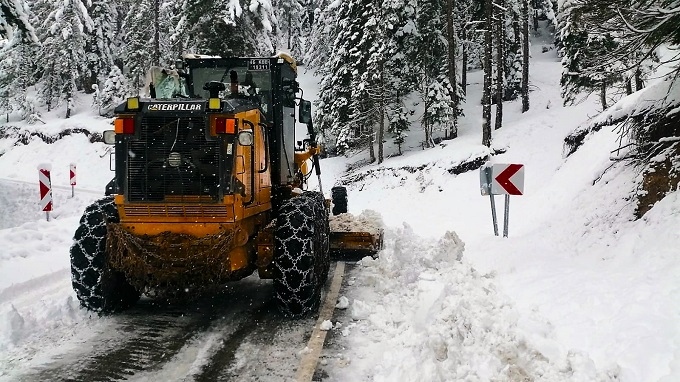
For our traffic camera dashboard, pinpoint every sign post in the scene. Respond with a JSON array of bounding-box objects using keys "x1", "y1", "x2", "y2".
[
  {"x1": 480, "y1": 163, "x2": 524, "y2": 237},
  {"x1": 480, "y1": 166, "x2": 499, "y2": 236},
  {"x1": 70, "y1": 163, "x2": 76, "y2": 197},
  {"x1": 38, "y1": 164, "x2": 53, "y2": 221}
]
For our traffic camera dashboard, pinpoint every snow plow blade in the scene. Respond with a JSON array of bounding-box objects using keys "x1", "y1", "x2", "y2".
[{"x1": 329, "y1": 230, "x2": 383, "y2": 260}]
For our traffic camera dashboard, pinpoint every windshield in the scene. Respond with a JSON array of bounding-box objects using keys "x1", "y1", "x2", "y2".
[
  {"x1": 190, "y1": 66, "x2": 272, "y2": 99},
  {"x1": 190, "y1": 65, "x2": 273, "y2": 117}
]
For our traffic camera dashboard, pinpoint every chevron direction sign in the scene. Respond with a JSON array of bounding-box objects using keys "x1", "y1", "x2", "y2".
[
  {"x1": 492, "y1": 164, "x2": 524, "y2": 195},
  {"x1": 480, "y1": 164, "x2": 525, "y2": 196}
]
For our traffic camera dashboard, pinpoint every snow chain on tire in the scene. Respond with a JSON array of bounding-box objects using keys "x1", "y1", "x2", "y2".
[
  {"x1": 273, "y1": 191, "x2": 330, "y2": 317},
  {"x1": 70, "y1": 196, "x2": 140, "y2": 313}
]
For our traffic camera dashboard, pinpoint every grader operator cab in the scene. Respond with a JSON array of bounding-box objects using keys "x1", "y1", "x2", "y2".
[{"x1": 69, "y1": 54, "x2": 381, "y2": 317}]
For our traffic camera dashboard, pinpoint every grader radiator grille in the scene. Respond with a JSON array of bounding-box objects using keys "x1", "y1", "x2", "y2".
[{"x1": 127, "y1": 115, "x2": 220, "y2": 202}]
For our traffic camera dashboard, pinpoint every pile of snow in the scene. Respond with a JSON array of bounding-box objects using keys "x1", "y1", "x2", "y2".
[
  {"x1": 326, "y1": 226, "x2": 619, "y2": 381},
  {"x1": 329, "y1": 210, "x2": 384, "y2": 236}
]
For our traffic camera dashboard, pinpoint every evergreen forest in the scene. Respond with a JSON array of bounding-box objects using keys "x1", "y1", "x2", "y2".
[{"x1": 1, "y1": 0, "x2": 679, "y2": 163}]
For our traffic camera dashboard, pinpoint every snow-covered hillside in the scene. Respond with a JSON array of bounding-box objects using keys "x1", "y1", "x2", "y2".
[{"x1": 1, "y1": 37, "x2": 679, "y2": 382}]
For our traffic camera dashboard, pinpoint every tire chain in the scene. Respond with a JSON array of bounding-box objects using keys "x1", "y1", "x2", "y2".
[
  {"x1": 70, "y1": 196, "x2": 139, "y2": 312},
  {"x1": 273, "y1": 192, "x2": 330, "y2": 317}
]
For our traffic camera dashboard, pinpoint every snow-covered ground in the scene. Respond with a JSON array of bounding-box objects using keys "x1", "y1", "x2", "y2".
[{"x1": 1, "y1": 31, "x2": 678, "y2": 381}]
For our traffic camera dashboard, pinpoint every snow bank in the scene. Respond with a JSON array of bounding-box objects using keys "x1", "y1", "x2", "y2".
[{"x1": 327, "y1": 227, "x2": 619, "y2": 381}]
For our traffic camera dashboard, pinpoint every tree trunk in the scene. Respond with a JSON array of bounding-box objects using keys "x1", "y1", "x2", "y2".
[
  {"x1": 462, "y1": 27, "x2": 467, "y2": 96},
  {"x1": 369, "y1": 126, "x2": 376, "y2": 162},
  {"x1": 447, "y1": 0, "x2": 458, "y2": 139},
  {"x1": 288, "y1": 13, "x2": 292, "y2": 50},
  {"x1": 600, "y1": 82, "x2": 607, "y2": 110},
  {"x1": 495, "y1": 0, "x2": 504, "y2": 130},
  {"x1": 153, "y1": 0, "x2": 160, "y2": 66},
  {"x1": 635, "y1": 68, "x2": 644, "y2": 91},
  {"x1": 626, "y1": 78, "x2": 633, "y2": 95},
  {"x1": 533, "y1": 10, "x2": 538, "y2": 31},
  {"x1": 482, "y1": 0, "x2": 493, "y2": 147},
  {"x1": 521, "y1": 0, "x2": 530, "y2": 113},
  {"x1": 378, "y1": 64, "x2": 385, "y2": 163},
  {"x1": 514, "y1": 12, "x2": 521, "y2": 48}
]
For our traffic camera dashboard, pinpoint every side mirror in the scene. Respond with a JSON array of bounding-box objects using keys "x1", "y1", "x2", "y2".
[
  {"x1": 238, "y1": 130, "x2": 254, "y2": 146},
  {"x1": 174, "y1": 59, "x2": 184, "y2": 70},
  {"x1": 103, "y1": 130, "x2": 116, "y2": 145},
  {"x1": 299, "y1": 99, "x2": 312, "y2": 124}
]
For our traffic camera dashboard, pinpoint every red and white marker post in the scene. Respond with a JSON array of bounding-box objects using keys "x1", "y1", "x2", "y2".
[
  {"x1": 38, "y1": 164, "x2": 53, "y2": 221},
  {"x1": 70, "y1": 163, "x2": 76, "y2": 197}
]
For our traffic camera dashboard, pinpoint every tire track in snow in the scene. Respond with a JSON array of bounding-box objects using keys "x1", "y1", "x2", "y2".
[{"x1": 9, "y1": 277, "x2": 284, "y2": 382}]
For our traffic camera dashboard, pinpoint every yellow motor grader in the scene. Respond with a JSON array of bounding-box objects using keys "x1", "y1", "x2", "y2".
[{"x1": 69, "y1": 54, "x2": 381, "y2": 317}]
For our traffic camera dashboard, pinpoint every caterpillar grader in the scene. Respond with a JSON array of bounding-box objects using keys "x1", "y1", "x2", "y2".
[{"x1": 69, "y1": 54, "x2": 382, "y2": 317}]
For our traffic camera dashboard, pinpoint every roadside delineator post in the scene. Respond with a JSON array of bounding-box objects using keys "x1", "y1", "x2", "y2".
[
  {"x1": 38, "y1": 164, "x2": 53, "y2": 221},
  {"x1": 480, "y1": 163, "x2": 525, "y2": 237},
  {"x1": 70, "y1": 163, "x2": 76, "y2": 197}
]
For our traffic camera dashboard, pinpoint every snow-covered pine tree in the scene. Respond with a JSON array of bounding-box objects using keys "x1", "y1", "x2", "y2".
[
  {"x1": 347, "y1": 0, "x2": 386, "y2": 161},
  {"x1": 315, "y1": 0, "x2": 368, "y2": 154},
  {"x1": 0, "y1": 29, "x2": 40, "y2": 122},
  {"x1": 83, "y1": 1, "x2": 119, "y2": 96},
  {"x1": 273, "y1": 0, "x2": 305, "y2": 58},
  {"x1": 498, "y1": 0, "x2": 522, "y2": 101},
  {"x1": 558, "y1": 0, "x2": 622, "y2": 110},
  {"x1": 0, "y1": 0, "x2": 38, "y2": 42},
  {"x1": 457, "y1": 1, "x2": 483, "y2": 96},
  {"x1": 383, "y1": 0, "x2": 418, "y2": 155},
  {"x1": 415, "y1": 0, "x2": 456, "y2": 148},
  {"x1": 94, "y1": 66, "x2": 130, "y2": 116},
  {"x1": 421, "y1": 75, "x2": 455, "y2": 147},
  {"x1": 38, "y1": 0, "x2": 94, "y2": 118},
  {"x1": 172, "y1": 0, "x2": 275, "y2": 57},
  {"x1": 305, "y1": 0, "x2": 340, "y2": 72},
  {"x1": 122, "y1": 0, "x2": 161, "y2": 93}
]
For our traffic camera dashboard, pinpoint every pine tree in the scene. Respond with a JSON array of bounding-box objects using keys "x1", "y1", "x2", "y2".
[
  {"x1": 315, "y1": 0, "x2": 368, "y2": 154},
  {"x1": 305, "y1": 0, "x2": 340, "y2": 71},
  {"x1": 273, "y1": 0, "x2": 305, "y2": 57},
  {"x1": 173, "y1": 0, "x2": 276, "y2": 56},
  {"x1": 94, "y1": 66, "x2": 130, "y2": 115},
  {"x1": 38, "y1": 0, "x2": 94, "y2": 118},
  {"x1": 122, "y1": 0, "x2": 161, "y2": 92},
  {"x1": 558, "y1": 0, "x2": 622, "y2": 109},
  {"x1": 83, "y1": 1, "x2": 118, "y2": 95},
  {"x1": 415, "y1": 0, "x2": 457, "y2": 148},
  {"x1": 482, "y1": 0, "x2": 493, "y2": 146},
  {"x1": 383, "y1": 0, "x2": 418, "y2": 155},
  {"x1": 0, "y1": 0, "x2": 38, "y2": 42}
]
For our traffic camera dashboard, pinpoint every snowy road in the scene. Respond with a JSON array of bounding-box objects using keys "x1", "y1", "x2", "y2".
[{"x1": 2, "y1": 272, "x2": 321, "y2": 382}]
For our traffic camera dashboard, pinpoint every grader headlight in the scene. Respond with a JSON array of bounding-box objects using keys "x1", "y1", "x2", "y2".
[{"x1": 126, "y1": 97, "x2": 140, "y2": 111}]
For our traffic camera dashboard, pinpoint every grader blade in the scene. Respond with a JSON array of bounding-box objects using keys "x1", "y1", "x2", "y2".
[{"x1": 329, "y1": 229, "x2": 383, "y2": 260}]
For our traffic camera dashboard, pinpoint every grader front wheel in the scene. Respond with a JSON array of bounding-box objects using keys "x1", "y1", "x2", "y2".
[
  {"x1": 70, "y1": 197, "x2": 140, "y2": 313},
  {"x1": 273, "y1": 192, "x2": 330, "y2": 317}
]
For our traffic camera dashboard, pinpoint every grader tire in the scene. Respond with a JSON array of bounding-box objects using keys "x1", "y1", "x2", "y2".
[
  {"x1": 331, "y1": 186, "x2": 348, "y2": 215},
  {"x1": 70, "y1": 196, "x2": 140, "y2": 313},
  {"x1": 273, "y1": 192, "x2": 330, "y2": 317}
]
